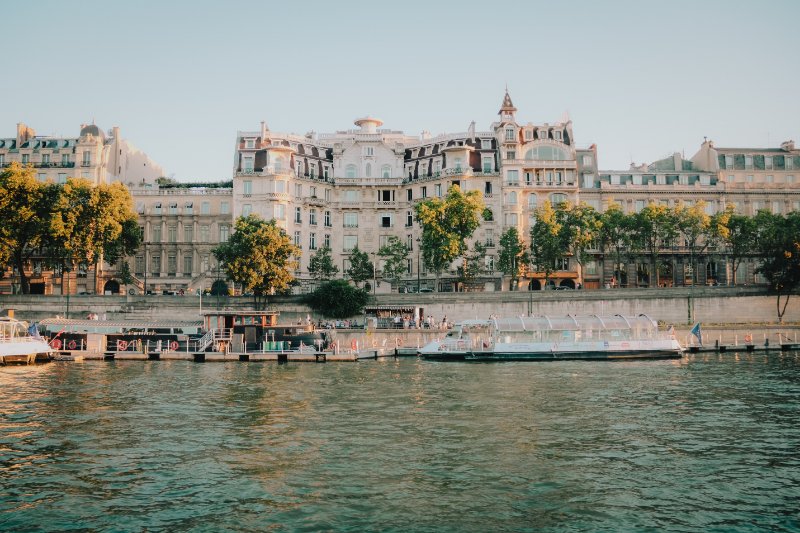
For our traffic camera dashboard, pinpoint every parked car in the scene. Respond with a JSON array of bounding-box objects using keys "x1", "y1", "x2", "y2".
[
  {"x1": 554, "y1": 285, "x2": 573, "y2": 291},
  {"x1": 419, "y1": 288, "x2": 433, "y2": 293}
]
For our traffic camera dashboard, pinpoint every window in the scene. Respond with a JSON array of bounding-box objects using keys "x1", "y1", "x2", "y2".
[
  {"x1": 727, "y1": 175, "x2": 734, "y2": 183},
  {"x1": 382, "y1": 165, "x2": 391, "y2": 178},
  {"x1": 82, "y1": 151, "x2": 90, "y2": 165},
  {"x1": 524, "y1": 130, "x2": 533, "y2": 140},
  {"x1": 506, "y1": 170, "x2": 519, "y2": 185},
  {"x1": 635, "y1": 200, "x2": 645, "y2": 213},
  {"x1": 766, "y1": 175, "x2": 774, "y2": 183},
  {"x1": 481, "y1": 139, "x2": 492, "y2": 149},
  {"x1": 364, "y1": 146, "x2": 374, "y2": 156},
  {"x1": 485, "y1": 228, "x2": 494, "y2": 247},
  {"x1": 435, "y1": 184, "x2": 442, "y2": 197},
  {"x1": 550, "y1": 193, "x2": 567, "y2": 205},
  {"x1": 504, "y1": 213, "x2": 518, "y2": 226},
  {"x1": 243, "y1": 157, "x2": 254, "y2": 172},
  {"x1": 752, "y1": 201, "x2": 759, "y2": 213},
  {"x1": 528, "y1": 194, "x2": 538, "y2": 209},
  {"x1": 168, "y1": 255, "x2": 177, "y2": 274},
  {"x1": 344, "y1": 212, "x2": 358, "y2": 227},
  {"x1": 406, "y1": 234, "x2": 413, "y2": 250},
  {"x1": 583, "y1": 174, "x2": 595, "y2": 188},
  {"x1": 0, "y1": 154, "x2": 4, "y2": 166},
  {"x1": 309, "y1": 233, "x2": 317, "y2": 250},
  {"x1": 154, "y1": 203, "x2": 162, "y2": 215},
  {"x1": 243, "y1": 180, "x2": 252, "y2": 195},
  {"x1": 221, "y1": 201, "x2": 229, "y2": 215},
  {"x1": 37, "y1": 173, "x2": 46, "y2": 180},
  {"x1": 220, "y1": 224, "x2": 230, "y2": 241},
  {"x1": 421, "y1": 186, "x2": 427, "y2": 198},
  {"x1": 725, "y1": 155, "x2": 734, "y2": 169},
  {"x1": 485, "y1": 181, "x2": 493, "y2": 195},
  {"x1": 772, "y1": 201, "x2": 781, "y2": 214},
  {"x1": 379, "y1": 235, "x2": 391, "y2": 248},
  {"x1": 245, "y1": 139, "x2": 254, "y2": 149},
  {"x1": 765, "y1": 156, "x2": 773, "y2": 170},
  {"x1": 58, "y1": 173, "x2": 66, "y2": 184},
  {"x1": 365, "y1": 163, "x2": 372, "y2": 177},
  {"x1": 325, "y1": 189, "x2": 331, "y2": 201},
  {"x1": 310, "y1": 186, "x2": 316, "y2": 197},
  {"x1": 346, "y1": 164, "x2": 357, "y2": 178},
  {"x1": 61, "y1": 154, "x2": 69, "y2": 165},
  {"x1": 200, "y1": 225, "x2": 210, "y2": 242},
  {"x1": 787, "y1": 158, "x2": 794, "y2": 170},
  {"x1": 184, "y1": 224, "x2": 193, "y2": 242},
  {"x1": 152, "y1": 226, "x2": 162, "y2": 242},
  {"x1": 168, "y1": 203, "x2": 177, "y2": 215},
  {"x1": 41, "y1": 154, "x2": 50, "y2": 164},
  {"x1": 788, "y1": 175, "x2": 795, "y2": 184},
  {"x1": 506, "y1": 150, "x2": 516, "y2": 160},
  {"x1": 201, "y1": 256, "x2": 210, "y2": 273},
  {"x1": 295, "y1": 184, "x2": 302, "y2": 197},
  {"x1": 324, "y1": 234, "x2": 331, "y2": 248},
  {"x1": 747, "y1": 175, "x2": 753, "y2": 183},
  {"x1": 294, "y1": 231, "x2": 302, "y2": 247},
  {"x1": 309, "y1": 209, "x2": 317, "y2": 225},
  {"x1": 553, "y1": 131, "x2": 562, "y2": 141},
  {"x1": 344, "y1": 190, "x2": 359, "y2": 202},
  {"x1": 242, "y1": 204, "x2": 252, "y2": 216},
  {"x1": 201, "y1": 202, "x2": 210, "y2": 214},
  {"x1": 183, "y1": 255, "x2": 193, "y2": 276},
  {"x1": 343, "y1": 235, "x2": 358, "y2": 252},
  {"x1": 185, "y1": 203, "x2": 193, "y2": 214},
  {"x1": 151, "y1": 255, "x2": 161, "y2": 274},
  {"x1": 275, "y1": 180, "x2": 285, "y2": 193},
  {"x1": 482, "y1": 157, "x2": 493, "y2": 173},
  {"x1": 21, "y1": 154, "x2": 29, "y2": 164},
  {"x1": 295, "y1": 207, "x2": 302, "y2": 223},
  {"x1": 380, "y1": 214, "x2": 393, "y2": 228},
  {"x1": 274, "y1": 204, "x2": 286, "y2": 220},
  {"x1": 745, "y1": 156, "x2": 753, "y2": 169},
  {"x1": 505, "y1": 191, "x2": 518, "y2": 205},
  {"x1": 324, "y1": 211, "x2": 331, "y2": 227},
  {"x1": 168, "y1": 225, "x2": 177, "y2": 243},
  {"x1": 406, "y1": 211, "x2": 413, "y2": 227},
  {"x1": 582, "y1": 155, "x2": 593, "y2": 166},
  {"x1": 505, "y1": 127, "x2": 514, "y2": 141}
]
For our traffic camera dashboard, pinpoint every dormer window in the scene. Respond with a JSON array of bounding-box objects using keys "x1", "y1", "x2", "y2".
[
  {"x1": 504, "y1": 127, "x2": 515, "y2": 141},
  {"x1": 481, "y1": 139, "x2": 492, "y2": 149},
  {"x1": 245, "y1": 139, "x2": 255, "y2": 149},
  {"x1": 524, "y1": 130, "x2": 533, "y2": 140},
  {"x1": 553, "y1": 131, "x2": 562, "y2": 141}
]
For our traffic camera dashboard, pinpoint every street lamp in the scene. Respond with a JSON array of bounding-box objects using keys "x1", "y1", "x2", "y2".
[
  {"x1": 416, "y1": 237, "x2": 421, "y2": 291},
  {"x1": 143, "y1": 241, "x2": 148, "y2": 296},
  {"x1": 371, "y1": 253, "x2": 377, "y2": 295}
]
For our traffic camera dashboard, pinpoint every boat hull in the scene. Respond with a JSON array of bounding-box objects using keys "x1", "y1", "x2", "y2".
[{"x1": 421, "y1": 349, "x2": 682, "y2": 361}]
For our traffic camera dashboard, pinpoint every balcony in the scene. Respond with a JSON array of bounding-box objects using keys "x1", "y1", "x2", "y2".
[{"x1": 81, "y1": 161, "x2": 92, "y2": 167}]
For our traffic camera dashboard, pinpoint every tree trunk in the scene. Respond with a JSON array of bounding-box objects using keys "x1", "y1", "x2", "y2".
[{"x1": 14, "y1": 251, "x2": 29, "y2": 295}]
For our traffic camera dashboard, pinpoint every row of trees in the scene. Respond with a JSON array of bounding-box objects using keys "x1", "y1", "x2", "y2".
[{"x1": 0, "y1": 163, "x2": 141, "y2": 294}]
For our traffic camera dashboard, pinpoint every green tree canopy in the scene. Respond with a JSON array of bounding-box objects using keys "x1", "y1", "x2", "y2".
[
  {"x1": 599, "y1": 202, "x2": 634, "y2": 286},
  {"x1": 498, "y1": 227, "x2": 528, "y2": 291},
  {"x1": 377, "y1": 236, "x2": 409, "y2": 289},
  {"x1": 630, "y1": 202, "x2": 678, "y2": 287},
  {"x1": 557, "y1": 202, "x2": 601, "y2": 286},
  {"x1": 754, "y1": 211, "x2": 800, "y2": 323},
  {"x1": 0, "y1": 163, "x2": 51, "y2": 294},
  {"x1": 304, "y1": 279, "x2": 369, "y2": 319},
  {"x1": 674, "y1": 201, "x2": 711, "y2": 286},
  {"x1": 415, "y1": 185, "x2": 484, "y2": 291},
  {"x1": 720, "y1": 207, "x2": 757, "y2": 286},
  {"x1": 346, "y1": 246, "x2": 374, "y2": 289},
  {"x1": 213, "y1": 214, "x2": 300, "y2": 309},
  {"x1": 529, "y1": 200, "x2": 564, "y2": 288},
  {"x1": 308, "y1": 245, "x2": 339, "y2": 281}
]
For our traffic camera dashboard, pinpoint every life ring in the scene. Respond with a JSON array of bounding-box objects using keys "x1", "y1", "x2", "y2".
[
  {"x1": 117, "y1": 340, "x2": 128, "y2": 351},
  {"x1": 350, "y1": 339, "x2": 357, "y2": 351},
  {"x1": 170, "y1": 341, "x2": 179, "y2": 351},
  {"x1": 744, "y1": 334, "x2": 753, "y2": 343},
  {"x1": 50, "y1": 339, "x2": 62, "y2": 350},
  {"x1": 395, "y1": 337, "x2": 403, "y2": 347},
  {"x1": 67, "y1": 340, "x2": 77, "y2": 350}
]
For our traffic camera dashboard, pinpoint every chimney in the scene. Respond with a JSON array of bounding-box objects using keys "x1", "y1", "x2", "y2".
[{"x1": 16, "y1": 123, "x2": 35, "y2": 146}]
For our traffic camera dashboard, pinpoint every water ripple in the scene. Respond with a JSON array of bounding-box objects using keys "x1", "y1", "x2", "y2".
[{"x1": 0, "y1": 354, "x2": 798, "y2": 531}]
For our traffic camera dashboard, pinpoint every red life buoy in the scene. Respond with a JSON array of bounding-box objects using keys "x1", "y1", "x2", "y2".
[
  {"x1": 744, "y1": 334, "x2": 753, "y2": 343},
  {"x1": 351, "y1": 339, "x2": 357, "y2": 351},
  {"x1": 50, "y1": 339, "x2": 62, "y2": 350},
  {"x1": 67, "y1": 340, "x2": 77, "y2": 350},
  {"x1": 170, "y1": 341, "x2": 179, "y2": 351},
  {"x1": 117, "y1": 340, "x2": 128, "y2": 351}
]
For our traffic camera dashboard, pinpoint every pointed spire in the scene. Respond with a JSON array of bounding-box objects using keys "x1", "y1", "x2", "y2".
[{"x1": 498, "y1": 89, "x2": 517, "y2": 116}]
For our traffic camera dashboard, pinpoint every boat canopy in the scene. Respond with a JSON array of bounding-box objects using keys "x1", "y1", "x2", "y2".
[
  {"x1": 492, "y1": 314, "x2": 658, "y2": 333},
  {"x1": 39, "y1": 318, "x2": 203, "y2": 334}
]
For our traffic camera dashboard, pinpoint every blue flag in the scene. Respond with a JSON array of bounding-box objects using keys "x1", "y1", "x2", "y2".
[
  {"x1": 27, "y1": 322, "x2": 42, "y2": 340},
  {"x1": 690, "y1": 323, "x2": 702, "y2": 345}
]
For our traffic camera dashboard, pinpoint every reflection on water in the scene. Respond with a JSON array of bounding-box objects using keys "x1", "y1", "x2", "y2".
[{"x1": 1, "y1": 353, "x2": 799, "y2": 532}]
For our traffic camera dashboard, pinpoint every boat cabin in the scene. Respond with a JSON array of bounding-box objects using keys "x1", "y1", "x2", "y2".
[{"x1": 202, "y1": 310, "x2": 323, "y2": 350}]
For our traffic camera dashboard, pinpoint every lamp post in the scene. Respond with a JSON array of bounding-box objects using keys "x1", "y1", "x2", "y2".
[
  {"x1": 371, "y1": 253, "x2": 377, "y2": 295},
  {"x1": 143, "y1": 240, "x2": 148, "y2": 296},
  {"x1": 199, "y1": 284, "x2": 203, "y2": 317},
  {"x1": 416, "y1": 238, "x2": 421, "y2": 291}
]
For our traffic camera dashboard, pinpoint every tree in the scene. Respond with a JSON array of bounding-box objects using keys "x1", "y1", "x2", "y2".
[
  {"x1": 117, "y1": 260, "x2": 135, "y2": 288},
  {"x1": 529, "y1": 201, "x2": 564, "y2": 289},
  {"x1": 304, "y1": 280, "x2": 369, "y2": 319},
  {"x1": 347, "y1": 246, "x2": 374, "y2": 289},
  {"x1": 213, "y1": 214, "x2": 300, "y2": 309},
  {"x1": 377, "y1": 236, "x2": 409, "y2": 289},
  {"x1": 457, "y1": 241, "x2": 488, "y2": 291},
  {"x1": 308, "y1": 246, "x2": 339, "y2": 281},
  {"x1": 720, "y1": 208, "x2": 757, "y2": 286},
  {"x1": 210, "y1": 279, "x2": 229, "y2": 296},
  {"x1": 557, "y1": 202, "x2": 601, "y2": 286},
  {"x1": 630, "y1": 202, "x2": 678, "y2": 287},
  {"x1": 674, "y1": 201, "x2": 711, "y2": 286},
  {"x1": 415, "y1": 185, "x2": 484, "y2": 291},
  {"x1": 0, "y1": 163, "x2": 52, "y2": 294},
  {"x1": 754, "y1": 211, "x2": 800, "y2": 323},
  {"x1": 498, "y1": 227, "x2": 527, "y2": 291},
  {"x1": 599, "y1": 203, "x2": 634, "y2": 287}
]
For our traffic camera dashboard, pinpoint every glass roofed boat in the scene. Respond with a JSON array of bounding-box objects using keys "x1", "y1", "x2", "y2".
[{"x1": 419, "y1": 314, "x2": 683, "y2": 361}]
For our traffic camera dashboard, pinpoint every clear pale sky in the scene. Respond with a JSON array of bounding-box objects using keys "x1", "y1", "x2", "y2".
[{"x1": 2, "y1": 0, "x2": 798, "y2": 181}]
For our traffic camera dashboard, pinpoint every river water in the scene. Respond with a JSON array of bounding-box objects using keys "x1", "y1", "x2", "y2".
[{"x1": 1, "y1": 353, "x2": 798, "y2": 532}]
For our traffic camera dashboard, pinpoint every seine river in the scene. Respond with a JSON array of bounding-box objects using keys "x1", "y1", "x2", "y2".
[{"x1": 1, "y1": 354, "x2": 799, "y2": 532}]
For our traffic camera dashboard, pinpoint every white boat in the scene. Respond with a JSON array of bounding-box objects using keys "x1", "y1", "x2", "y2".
[
  {"x1": 0, "y1": 317, "x2": 55, "y2": 365},
  {"x1": 419, "y1": 314, "x2": 683, "y2": 361}
]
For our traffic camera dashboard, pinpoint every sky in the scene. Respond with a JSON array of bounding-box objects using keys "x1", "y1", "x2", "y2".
[{"x1": 2, "y1": 0, "x2": 798, "y2": 181}]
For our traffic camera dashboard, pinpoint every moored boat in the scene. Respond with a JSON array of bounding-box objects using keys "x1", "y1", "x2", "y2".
[
  {"x1": 0, "y1": 316, "x2": 54, "y2": 365},
  {"x1": 419, "y1": 314, "x2": 683, "y2": 361}
]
